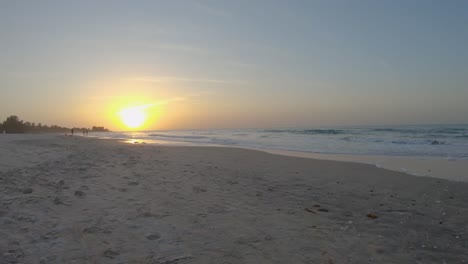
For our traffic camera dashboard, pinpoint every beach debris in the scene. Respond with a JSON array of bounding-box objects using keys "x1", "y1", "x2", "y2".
[
  {"x1": 103, "y1": 249, "x2": 120, "y2": 259},
  {"x1": 22, "y1": 188, "x2": 33, "y2": 194},
  {"x1": 146, "y1": 233, "x2": 161, "y2": 240},
  {"x1": 366, "y1": 213, "x2": 378, "y2": 219},
  {"x1": 304, "y1": 208, "x2": 317, "y2": 214},
  {"x1": 193, "y1": 186, "x2": 207, "y2": 193},
  {"x1": 39, "y1": 256, "x2": 57, "y2": 264},
  {"x1": 142, "y1": 212, "x2": 154, "y2": 217},
  {"x1": 83, "y1": 226, "x2": 112, "y2": 234},
  {"x1": 2, "y1": 248, "x2": 24, "y2": 263},
  {"x1": 74, "y1": 190, "x2": 85, "y2": 197},
  {"x1": 53, "y1": 197, "x2": 63, "y2": 205},
  {"x1": 318, "y1": 208, "x2": 329, "y2": 212}
]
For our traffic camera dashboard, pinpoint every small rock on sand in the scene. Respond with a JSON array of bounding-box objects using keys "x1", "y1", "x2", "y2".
[
  {"x1": 103, "y1": 249, "x2": 120, "y2": 259},
  {"x1": 74, "y1": 190, "x2": 85, "y2": 197},
  {"x1": 53, "y1": 197, "x2": 63, "y2": 205},
  {"x1": 366, "y1": 213, "x2": 378, "y2": 219},
  {"x1": 22, "y1": 188, "x2": 33, "y2": 194},
  {"x1": 146, "y1": 233, "x2": 161, "y2": 240}
]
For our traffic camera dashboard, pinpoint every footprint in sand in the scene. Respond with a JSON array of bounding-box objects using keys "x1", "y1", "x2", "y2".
[{"x1": 127, "y1": 181, "x2": 139, "y2": 186}]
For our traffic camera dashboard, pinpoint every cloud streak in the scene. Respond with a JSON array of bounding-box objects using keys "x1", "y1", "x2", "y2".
[{"x1": 123, "y1": 76, "x2": 246, "y2": 85}]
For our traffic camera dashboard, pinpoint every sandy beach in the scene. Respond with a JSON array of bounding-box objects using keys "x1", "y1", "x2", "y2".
[{"x1": 1, "y1": 135, "x2": 467, "y2": 263}]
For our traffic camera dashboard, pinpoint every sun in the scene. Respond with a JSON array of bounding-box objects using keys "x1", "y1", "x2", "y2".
[{"x1": 119, "y1": 106, "x2": 147, "y2": 129}]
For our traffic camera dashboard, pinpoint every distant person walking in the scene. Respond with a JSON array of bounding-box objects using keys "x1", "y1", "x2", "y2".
[{"x1": 71, "y1": 128, "x2": 74, "y2": 135}]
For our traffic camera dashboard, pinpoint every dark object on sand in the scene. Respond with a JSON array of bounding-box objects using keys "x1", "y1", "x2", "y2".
[
  {"x1": 318, "y1": 208, "x2": 329, "y2": 212},
  {"x1": 22, "y1": 188, "x2": 33, "y2": 194},
  {"x1": 103, "y1": 249, "x2": 120, "y2": 259},
  {"x1": 304, "y1": 208, "x2": 317, "y2": 214},
  {"x1": 146, "y1": 233, "x2": 161, "y2": 240},
  {"x1": 53, "y1": 197, "x2": 63, "y2": 205},
  {"x1": 366, "y1": 213, "x2": 378, "y2": 219},
  {"x1": 74, "y1": 190, "x2": 85, "y2": 197}
]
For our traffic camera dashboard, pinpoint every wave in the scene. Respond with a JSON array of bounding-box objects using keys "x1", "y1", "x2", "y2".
[
  {"x1": 391, "y1": 139, "x2": 446, "y2": 145},
  {"x1": 431, "y1": 128, "x2": 467, "y2": 134},
  {"x1": 148, "y1": 134, "x2": 208, "y2": 140},
  {"x1": 427, "y1": 140, "x2": 446, "y2": 145},
  {"x1": 370, "y1": 128, "x2": 417, "y2": 134},
  {"x1": 264, "y1": 129, "x2": 345, "y2": 135},
  {"x1": 231, "y1": 133, "x2": 249, "y2": 136}
]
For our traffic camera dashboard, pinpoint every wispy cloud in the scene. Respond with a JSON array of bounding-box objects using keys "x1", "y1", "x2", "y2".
[
  {"x1": 121, "y1": 97, "x2": 185, "y2": 111},
  {"x1": 192, "y1": 1, "x2": 232, "y2": 18},
  {"x1": 88, "y1": 91, "x2": 212, "y2": 107},
  {"x1": 155, "y1": 43, "x2": 208, "y2": 54},
  {"x1": 123, "y1": 76, "x2": 246, "y2": 85}
]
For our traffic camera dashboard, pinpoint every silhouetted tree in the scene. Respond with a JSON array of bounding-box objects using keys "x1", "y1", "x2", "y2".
[
  {"x1": 2, "y1": 115, "x2": 25, "y2": 133},
  {"x1": 0, "y1": 115, "x2": 109, "y2": 134}
]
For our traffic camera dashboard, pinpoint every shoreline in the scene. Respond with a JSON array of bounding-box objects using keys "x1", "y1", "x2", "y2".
[
  {"x1": 263, "y1": 149, "x2": 468, "y2": 183},
  {"x1": 3, "y1": 133, "x2": 468, "y2": 182},
  {"x1": 114, "y1": 136, "x2": 468, "y2": 183}
]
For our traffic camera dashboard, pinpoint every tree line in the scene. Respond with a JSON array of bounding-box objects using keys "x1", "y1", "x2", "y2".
[{"x1": 0, "y1": 115, "x2": 109, "y2": 134}]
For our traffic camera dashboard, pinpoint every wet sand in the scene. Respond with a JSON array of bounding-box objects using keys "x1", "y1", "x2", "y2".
[
  {"x1": 266, "y1": 150, "x2": 468, "y2": 182},
  {"x1": 0, "y1": 135, "x2": 467, "y2": 263}
]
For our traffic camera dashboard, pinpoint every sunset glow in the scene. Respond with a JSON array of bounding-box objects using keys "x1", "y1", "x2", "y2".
[{"x1": 119, "y1": 106, "x2": 147, "y2": 129}]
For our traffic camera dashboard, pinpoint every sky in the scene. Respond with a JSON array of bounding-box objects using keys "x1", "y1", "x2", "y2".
[{"x1": 1, "y1": 0, "x2": 467, "y2": 130}]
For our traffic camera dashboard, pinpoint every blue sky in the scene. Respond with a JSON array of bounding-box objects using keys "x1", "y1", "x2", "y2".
[{"x1": 1, "y1": 0, "x2": 467, "y2": 129}]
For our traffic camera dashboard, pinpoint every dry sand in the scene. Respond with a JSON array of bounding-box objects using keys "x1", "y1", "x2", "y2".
[{"x1": 0, "y1": 135, "x2": 467, "y2": 263}]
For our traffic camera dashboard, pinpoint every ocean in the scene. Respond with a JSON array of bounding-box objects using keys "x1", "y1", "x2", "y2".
[{"x1": 91, "y1": 124, "x2": 468, "y2": 158}]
